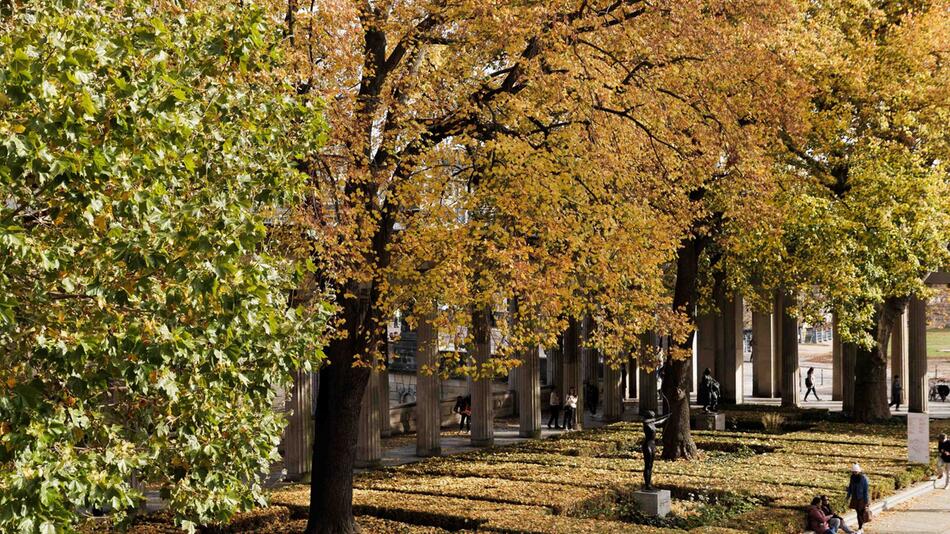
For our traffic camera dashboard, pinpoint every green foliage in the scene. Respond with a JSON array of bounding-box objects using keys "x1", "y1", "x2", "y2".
[{"x1": 0, "y1": 0, "x2": 328, "y2": 531}]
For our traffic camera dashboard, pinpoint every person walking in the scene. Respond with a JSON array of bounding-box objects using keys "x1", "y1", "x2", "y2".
[
  {"x1": 452, "y1": 395, "x2": 471, "y2": 433},
  {"x1": 804, "y1": 367, "x2": 821, "y2": 401},
  {"x1": 562, "y1": 387, "x2": 578, "y2": 430},
  {"x1": 888, "y1": 375, "x2": 903, "y2": 410},
  {"x1": 937, "y1": 433, "x2": 950, "y2": 488},
  {"x1": 846, "y1": 463, "x2": 870, "y2": 533},
  {"x1": 548, "y1": 388, "x2": 562, "y2": 429}
]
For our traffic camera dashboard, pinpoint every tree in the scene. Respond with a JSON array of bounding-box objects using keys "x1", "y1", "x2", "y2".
[
  {"x1": 774, "y1": 0, "x2": 950, "y2": 421},
  {"x1": 282, "y1": 1, "x2": 803, "y2": 530},
  {"x1": 0, "y1": 1, "x2": 328, "y2": 531}
]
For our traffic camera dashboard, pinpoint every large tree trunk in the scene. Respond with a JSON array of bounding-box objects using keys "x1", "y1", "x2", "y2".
[
  {"x1": 661, "y1": 235, "x2": 703, "y2": 460},
  {"x1": 851, "y1": 296, "x2": 908, "y2": 422},
  {"x1": 852, "y1": 297, "x2": 908, "y2": 423},
  {"x1": 305, "y1": 341, "x2": 370, "y2": 532},
  {"x1": 305, "y1": 291, "x2": 375, "y2": 534}
]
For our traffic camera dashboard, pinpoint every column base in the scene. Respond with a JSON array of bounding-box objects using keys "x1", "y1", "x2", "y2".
[
  {"x1": 354, "y1": 459, "x2": 381, "y2": 469},
  {"x1": 519, "y1": 429, "x2": 542, "y2": 439},
  {"x1": 416, "y1": 447, "x2": 441, "y2": 458},
  {"x1": 471, "y1": 438, "x2": 494, "y2": 448}
]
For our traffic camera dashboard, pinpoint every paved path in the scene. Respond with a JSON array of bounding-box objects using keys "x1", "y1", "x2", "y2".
[{"x1": 866, "y1": 484, "x2": 950, "y2": 534}]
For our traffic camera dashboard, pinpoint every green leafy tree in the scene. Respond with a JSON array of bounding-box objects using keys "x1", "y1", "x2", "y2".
[
  {"x1": 769, "y1": 0, "x2": 950, "y2": 421},
  {"x1": 0, "y1": 1, "x2": 328, "y2": 531}
]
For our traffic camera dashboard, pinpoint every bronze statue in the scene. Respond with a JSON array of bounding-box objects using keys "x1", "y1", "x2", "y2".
[
  {"x1": 698, "y1": 368, "x2": 720, "y2": 413},
  {"x1": 641, "y1": 410, "x2": 670, "y2": 491}
]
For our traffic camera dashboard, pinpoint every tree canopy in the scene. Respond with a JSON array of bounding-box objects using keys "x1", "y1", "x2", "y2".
[{"x1": 0, "y1": 1, "x2": 328, "y2": 531}]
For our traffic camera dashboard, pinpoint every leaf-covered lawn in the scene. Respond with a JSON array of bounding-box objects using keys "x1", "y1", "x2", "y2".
[{"x1": 269, "y1": 415, "x2": 940, "y2": 534}]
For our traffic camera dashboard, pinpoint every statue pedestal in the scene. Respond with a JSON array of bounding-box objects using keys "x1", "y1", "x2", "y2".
[
  {"x1": 907, "y1": 412, "x2": 929, "y2": 464},
  {"x1": 692, "y1": 412, "x2": 725, "y2": 431},
  {"x1": 631, "y1": 489, "x2": 670, "y2": 517}
]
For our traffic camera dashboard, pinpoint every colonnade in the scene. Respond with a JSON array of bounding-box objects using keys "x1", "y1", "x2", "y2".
[{"x1": 284, "y1": 286, "x2": 938, "y2": 475}]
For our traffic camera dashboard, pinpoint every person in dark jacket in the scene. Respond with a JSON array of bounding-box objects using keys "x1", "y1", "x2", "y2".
[
  {"x1": 937, "y1": 433, "x2": 950, "y2": 488},
  {"x1": 806, "y1": 496, "x2": 838, "y2": 534},
  {"x1": 804, "y1": 367, "x2": 821, "y2": 401},
  {"x1": 888, "y1": 375, "x2": 903, "y2": 410},
  {"x1": 846, "y1": 463, "x2": 870, "y2": 533},
  {"x1": 820, "y1": 494, "x2": 853, "y2": 534},
  {"x1": 453, "y1": 395, "x2": 471, "y2": 432}
]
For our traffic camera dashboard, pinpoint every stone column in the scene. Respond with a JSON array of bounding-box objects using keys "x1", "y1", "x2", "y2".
[
  {"x1": 842, "y1": 342, "x2": 856, "y2": 414},
  {"x1": 891, "y1": 305, "x2": 909, "y2": 408},
  {"x1": 283, "y1": 368, "x2": 313, "y2": 481},
  {"x1": 415, "y1": 317, "x2": 441, "y2": 457},
  {"x1": 379, "y1": 348, "x2": 391, "y2": 437},
  {"x1": 697, "y1": 314, "x2": 716, "y2": 378},
  {"x1": 518, "y1": 346, "x2": 541, "y2": 438},
  {"x1": 550, "y1": 343, "x2": 564, "y2": 398},
  {"x1": 471, "y1": 308, "x2": 495, "y2": 447},
  {"x1": 832, "y1": 314, "x2": 843, "y2": 401},
  {"x1": 751, "y1": 311, "x2": 774, "y2": 398},
  {"x1": 719, "y1": 293, "x2": 744, "y2": 405},
  {"x1": 507, "y1": 366, "x2": 518, "y2": 416},
  {"x1": 563, "y1": 319, "x2": 585, "y2": 429},
  {"x1": 639, "y1": 332, "x2": 659, "y2": 415},
  {"x1": 355, "y1": 368, "x2": 381, "y2": 467},
  {"x1": 779, "y1": 293, "x2": 800, "y2": 408},
  {"x1": 627, "y1": 356, "x2": 638, "y2": 398},
  {"x1": 772, "y1": 293, "x2": 785, "y2": 398},
  {"x1": 603, "y1": 359, "x2": 623, "y2": 422},
  {"x1": 909, "y1": 296, "x2": 929, "y2": 413}
]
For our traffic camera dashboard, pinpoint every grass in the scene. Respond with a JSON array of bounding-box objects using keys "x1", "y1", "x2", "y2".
[
  {"x1": 86, "y1": 410, "x2": 947, "y2": 533},
  {"x1": 268, "y1": 411, "x2": 940, "y2": 534},
  {"x1": 927, "y1": 328, "x2": 950, "y2": 359}
]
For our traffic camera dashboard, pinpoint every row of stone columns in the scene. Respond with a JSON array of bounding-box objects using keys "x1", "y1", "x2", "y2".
[
  {"x1": 286, "y1": 290, "x2": 936, "y2": 478},
  {"x1": 831, "y1": 297, "x2": 929, "y2": 413}
]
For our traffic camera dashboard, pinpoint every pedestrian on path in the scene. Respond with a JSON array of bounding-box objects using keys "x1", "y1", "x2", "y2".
[
  {"x1": 846, "y1": 463, "x2": 870, "y2": 533},
  {"x1": 804, "y1": 367, "x2": 821, "y2": 401},
  {"x1": 563, "y1": 387, "x2": 578, "y2": 430},
  {"x1": 453, "y1": 395, "x2": 471, "y2": 433},
  {"x1": 888, "y1": 375, "x2": 902, "y2": 410},
  {"x1": 937, "y1": 433, "x2": 950, "y2": 488},
  {"x1": 548, "y1": 388, "x2": 562, "y2": 429},
  {"x1": 821, "y1": 494, "x2": 854, "y2": 534}
]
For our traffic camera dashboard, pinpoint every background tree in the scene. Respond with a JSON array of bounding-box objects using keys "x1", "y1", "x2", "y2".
[
  {"x1": 772, "y1": 0, "x2": 950, "y2": 421},
  {"x1": 0, "y1": 1, "x2": 328, "y2": 531},
  {"x1": 284, "y1": 1, "x2": 804, "y2": 530}
]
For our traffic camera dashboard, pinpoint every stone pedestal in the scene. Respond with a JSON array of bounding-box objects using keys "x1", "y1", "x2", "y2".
[
  {"x1": 908, "y1": 412, "x2": 930, "y2": 464},
  {"x1": 751, "y1": 311, "x2": 774, "y2": 398},
  {"x1": 692, "y1": 412, "x2": 725, "y2": 431},
  {"x1": 518, "y1": 346, "x2": 541, "y2": 438},
  {"x1": 631, "y1": 490, "x2": 671, "y2": 518},
  {"x1": 415, "y1": 317, "x2": 441, "y2": 457},
  {"x1": 355, "y1": 369, "x2": 381, "y2": 468}
]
